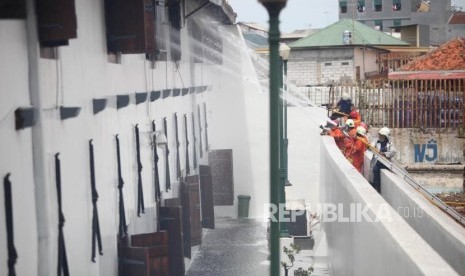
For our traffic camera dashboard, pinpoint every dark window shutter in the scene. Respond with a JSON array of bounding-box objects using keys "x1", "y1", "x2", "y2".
[
  {"x1": 167, "y1": 0, "x2": 181, "y2": 61},
  {"x1": 105, "y1": 0, "x2": 156, "y2": 54},
  {"x1": 36, "y1": 0, "x2": 77, "y2": 47},
  {"x1": 339, "y1": 0, "x2": 347, "y2": 13},
  {"x1": 357, "y1": 0, "x2": 365, "y2": 12},
  {"x1": 0, "y1": 0, "x2": 26, "y2": 19},
  {"x1": 154, "y1": 0, "x2": 167, "y2": 60}
]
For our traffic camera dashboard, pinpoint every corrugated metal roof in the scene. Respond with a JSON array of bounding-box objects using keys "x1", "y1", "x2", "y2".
[
  {"x1": 242, "y1": 33, "x2": 268, "y2": 48},
  {"x1": 289, "y1": 19, "x2": 409, "y2": 48},
  {"x1": 237, "y1": 22, "x2": 268, "y2": 32},
  {"x1": 281, "y1": 29, "x2": 320, "y2": 39},
  {"x1": 449, "y1": 12, "x2": 465, "y2": 25}
]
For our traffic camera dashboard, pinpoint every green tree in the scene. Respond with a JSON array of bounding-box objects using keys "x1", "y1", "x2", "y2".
[{"x1": 281, "y1": 243, "x2": 314, "y2": 276}]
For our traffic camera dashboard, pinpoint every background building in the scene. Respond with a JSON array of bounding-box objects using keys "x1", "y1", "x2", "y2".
[
  {"x1": 339, "y1": 0, "x2": 453, "y2": 45},
  {"x1": 447, "y1": 11, "x2": 465, "y2": 40},
  {"x1": 288, "y1": 19, "x2": 409, "y2": 86}
]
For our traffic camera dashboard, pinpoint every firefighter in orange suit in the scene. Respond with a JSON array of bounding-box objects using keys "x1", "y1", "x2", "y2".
[
  {"x1": 349, "y1": 106, "x2": 362, "y2": 127},
  {"x1": 350, "y1": 126, "x2": 368, "y2": 173},
  {"x1": 343, "y1": 119, "x2": 357, "y2": 163},
  {"x1": 345, "y1": 119, "x2": 357, "y2": 137},
  {"x1": 327, "y1": 120, "x2": 345, "y2": 151}
]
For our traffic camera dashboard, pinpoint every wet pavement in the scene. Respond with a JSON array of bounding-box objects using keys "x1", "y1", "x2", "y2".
[{"x1": 186, "y1": 217, "x2": 270, "y2": 276}]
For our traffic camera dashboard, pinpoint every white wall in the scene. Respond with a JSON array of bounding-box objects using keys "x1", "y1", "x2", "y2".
[
  {"x1": 381, "y1": 170, "x2": 465, "y2": 275},
  {"x1": 26, "y1": 1, "x2": 197, "y2": 272},
  {"x1": 206, "y1": 25, "x2": 270, "y2": 219},
  {"x1": 320, "y1": 136, "x2": 458, "y2": 275},
  {"x1": 354, "y1": 47, "x2": 379, "y2": 76},
  {"x1": 287, "y1": 106, "x2": 329, "y2": 206},
  {"x1": 0, "y1": 2, "x2": 251, "y2": 275},
  {"x1": 288, "y1": 48, "x2": 355, "y2": 86},
  {"x1": 0, "y1": 20, "x2": 39, "y2": 276},
  {"x1": 386, "y1": 128, "x2": 465, "y2": 165}
]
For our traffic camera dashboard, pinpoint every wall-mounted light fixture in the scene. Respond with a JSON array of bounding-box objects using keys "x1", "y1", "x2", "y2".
[
  {"x1": 14, "y1": 107, "x2": 36, "y2": 130},
  {"x1": 279, "y1": 43, "x2": 290, "y2": 61}
]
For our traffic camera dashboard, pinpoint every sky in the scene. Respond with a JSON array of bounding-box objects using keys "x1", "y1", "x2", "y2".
[{"x1": 227, "y1": 0, "x2": 465, "y2": 33}]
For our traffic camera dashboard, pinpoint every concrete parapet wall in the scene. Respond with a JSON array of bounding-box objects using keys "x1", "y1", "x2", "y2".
[
  {"x1": 381, "y1": 171, "x2": 465, "y2": 275},
  {"x1": 320, "y1": 137, "x2": 458, "y2": 275},
  {"x1": 372, "y1": 128, "x2": 465, "y2": 165}
]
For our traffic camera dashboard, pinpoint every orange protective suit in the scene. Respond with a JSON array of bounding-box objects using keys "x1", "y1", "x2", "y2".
[
  {"x1": 343, "y1": 136, "x2": 355, "y2": 162},
  {"x1": 329, "y1": 128, "x2": 345, "y2": 150},
  {"x1": 343, "y1": 128, "x2": 360, "y2": 167},
  {"x1": 348, "y1": 127, "x2": 357, "y2": 138},
  {"x1": 351, "y1": 136, "x2": 368, "y2": 172}
]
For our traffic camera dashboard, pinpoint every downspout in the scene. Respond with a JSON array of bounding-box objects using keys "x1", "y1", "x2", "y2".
[{"x1": 25, "y1": 0, "x2": 55, "y2": 275}]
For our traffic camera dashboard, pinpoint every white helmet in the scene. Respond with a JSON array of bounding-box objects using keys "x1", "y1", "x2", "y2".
[
  {"x1": 341, "y1": 92, "x2": 351, "y2": 100},
  {"x1": 345, "y1": 119, "x2": 355, "y2": 128},
  {"x1": 379, "y1": 127, "x2": 390, "y2": 136},
  {"x1": 356, "y1": 126, "x2": 367, "y2": 136}
]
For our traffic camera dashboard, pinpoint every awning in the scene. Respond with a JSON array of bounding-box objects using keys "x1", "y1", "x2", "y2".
[{"x1": 185, "y1": 0, "x2": 236, "y2": 24}]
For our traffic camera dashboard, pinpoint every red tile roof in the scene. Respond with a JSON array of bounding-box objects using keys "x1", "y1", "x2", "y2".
[{"x1": 398, "y1": 38, "x2": 465, "y2": 71}]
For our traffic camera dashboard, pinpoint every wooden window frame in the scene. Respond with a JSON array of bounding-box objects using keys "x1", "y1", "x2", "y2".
[
  {"x1": 36, "y1": 0, "x2": 77, "y2": 47},
  {"x1": 0, "y1": 0, "x2": 26, "y2": 19},
  {"x1": 104, "y1": 0, "x2": 156, "y2": 54}
]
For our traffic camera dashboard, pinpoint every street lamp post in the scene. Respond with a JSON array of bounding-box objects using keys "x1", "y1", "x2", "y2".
[
  {"x1": 257, "y1": 0, "x2": 287, "y2": 275},
  {"x1": 279, "y1": 43, "x2": 291, "y2": 237}
]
